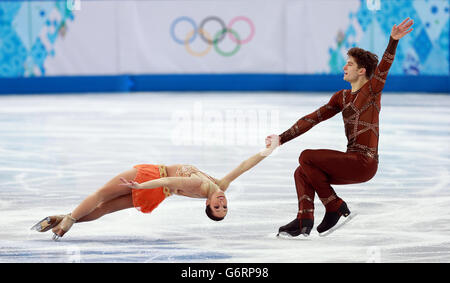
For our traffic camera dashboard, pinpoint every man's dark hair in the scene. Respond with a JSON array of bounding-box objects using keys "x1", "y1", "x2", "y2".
[
  {"x1": 205, "y1": 205, "x2": 225, "y2": 221},
  {"x1": 347, "y1": 47, "x2": 379, "y2": 79}
]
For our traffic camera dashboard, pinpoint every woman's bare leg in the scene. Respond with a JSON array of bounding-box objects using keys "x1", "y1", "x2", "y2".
[
  {"x1": 70, "y1": 168, "x2": 138, "y2": 221},
  {"x1": 76, "y1": 193, "x2": 134, "y2": 223}
]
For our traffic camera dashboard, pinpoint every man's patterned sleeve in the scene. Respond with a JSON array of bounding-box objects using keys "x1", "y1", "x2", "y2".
[
  {"x1": 279, "y1": 90, "x2": 344, "y2": 145},
  {"x1": 371, "y1": 36, "x2": 399, "y2": 93}
]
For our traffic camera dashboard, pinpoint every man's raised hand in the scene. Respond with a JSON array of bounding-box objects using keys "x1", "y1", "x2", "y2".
[{"x1": 391, "y1": 18, "x2": 414, "y2": 40}]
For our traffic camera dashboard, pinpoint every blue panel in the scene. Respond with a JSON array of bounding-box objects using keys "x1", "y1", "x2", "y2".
[
  {"x1": 0, "y1": 74, "x2": 448, "y2": 95},
  {"x1": 0, "y1": 75, "x2": 131, "y2": 94}
]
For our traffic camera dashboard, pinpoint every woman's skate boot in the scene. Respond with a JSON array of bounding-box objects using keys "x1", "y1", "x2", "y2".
[
  {"x1": 51, "y1": 214, "x2": 76, "y2": 241},
  {"x1": 277, "y1": 218, "x2": 314, "y2": 237},
  {"x1": 31, "y1": 215, "x2": 66, "y2": 232}
]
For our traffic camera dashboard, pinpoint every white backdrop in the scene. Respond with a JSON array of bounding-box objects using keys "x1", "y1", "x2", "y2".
[
  {"x1": 285, "y1": 0, "x2": 359, "y2": 73},
  {"x1": 44, "y1": 0, "x2": 360, "y2": 75},
  {"x1": 40, "y1": 0, "x2": 449, "y2": 77}
]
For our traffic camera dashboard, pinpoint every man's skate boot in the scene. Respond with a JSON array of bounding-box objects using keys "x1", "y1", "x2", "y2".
[
  {"x1": 277, "y1": 218, "x2": 314, "y2": 237},
  {"x1": 52, "y1": 214, "x2": 76, "y2": 241},
  {"x1": 317, "y1": 201, "x2": 350, "y2": 234},
  {"x1": 31, "y1": 215, "x2": 66, "y2": 232}
]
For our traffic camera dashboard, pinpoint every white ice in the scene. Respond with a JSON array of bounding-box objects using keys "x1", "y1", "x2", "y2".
[{"x1": 0, "y1": 92, "x2": 449, "y2": 262}]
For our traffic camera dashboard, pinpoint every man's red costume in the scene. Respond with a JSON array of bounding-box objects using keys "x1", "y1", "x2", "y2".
[{"x1": 278, "y1": 37, "x2": 399, "y2": 233}]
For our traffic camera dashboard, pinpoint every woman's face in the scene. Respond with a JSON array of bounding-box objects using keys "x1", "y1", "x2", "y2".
[{"x1": 206, "y1": 190, "x2": 228, "y2": 218}]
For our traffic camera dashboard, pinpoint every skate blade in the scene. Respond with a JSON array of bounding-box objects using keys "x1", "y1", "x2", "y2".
[
  {"x1": 52, "y1": 233, "x2": 61, "y2": 241},
  {"x1": 276, "y1": 231, "x2": 310, "y2": 239},
  {"x1": 30, "y1": 217, "x2": 52, "y2": 232},
  {"x1": 319, "y1": 212, "x2": 357, "y2": 237}
]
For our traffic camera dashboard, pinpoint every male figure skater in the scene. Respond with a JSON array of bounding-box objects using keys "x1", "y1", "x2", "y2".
[{"x1": 266, "y1": 18, "x2": 414, "y2": 237}]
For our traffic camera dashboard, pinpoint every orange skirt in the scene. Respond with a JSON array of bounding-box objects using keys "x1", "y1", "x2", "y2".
[{"x1": 132, "y1": 164, "x2": 171, "y2": 213}]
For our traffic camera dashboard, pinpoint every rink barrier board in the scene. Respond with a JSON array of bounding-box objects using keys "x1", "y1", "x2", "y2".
[{"x1": 0, "y1": 74, "x2": 448, "y2": 95}]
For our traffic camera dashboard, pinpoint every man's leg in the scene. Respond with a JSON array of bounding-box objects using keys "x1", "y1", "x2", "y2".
[
  {"x1": 299, "y1": 149, "x2": 377, "y2": 209},
  {"x1": 294, "y1": 166, "x2": 315, "y2": 219},
  {"x1": 277, "y1": 166, "x2": 315, "y2": 237},
  {"x1": 298, "y1": 149, "x2": 377, "y2": 233}
]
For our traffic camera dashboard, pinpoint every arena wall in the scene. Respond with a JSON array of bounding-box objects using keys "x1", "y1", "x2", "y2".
[{"x1": 0, "y1": 0, "x2": 448, "y2": 94}]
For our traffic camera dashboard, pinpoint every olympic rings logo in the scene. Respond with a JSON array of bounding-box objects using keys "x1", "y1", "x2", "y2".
[{"x1": 170, "y1": 16, "x2": 255, "y2": 57}]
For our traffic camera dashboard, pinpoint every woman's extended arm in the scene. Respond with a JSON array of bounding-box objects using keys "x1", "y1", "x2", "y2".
[
  {"x1": 218, "y1": 145, "x2": 276, "y2": 191},
  {"x1": 120, "y1": 176, "x2": 202, "y2": 193}
]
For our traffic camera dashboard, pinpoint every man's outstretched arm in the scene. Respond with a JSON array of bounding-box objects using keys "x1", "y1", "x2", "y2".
[{"x1": 274, "y1": 90, "x2": 344, "y2": 145}]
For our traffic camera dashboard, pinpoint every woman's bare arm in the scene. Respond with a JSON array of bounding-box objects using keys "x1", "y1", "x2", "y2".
[
  {"x1": 120, "y1": 176, "x2": 202, "y2": 193},
  {"x1": 218, "y1": 146, "x2": 276, "y2": 191}
]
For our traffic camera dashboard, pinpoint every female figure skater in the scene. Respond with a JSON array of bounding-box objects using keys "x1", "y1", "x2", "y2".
[
  {"x1": 31, "y1": 138, "x2": 279, "y2": 240},
  {"x1": 266, "y1": 18, "x2": 414, "y2": 237}
]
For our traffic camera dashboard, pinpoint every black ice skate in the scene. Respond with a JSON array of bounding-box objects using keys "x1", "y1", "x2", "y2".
[
  {"x1": 277, "y1": 218, "x2": 314, "y2": 237},
  {"x1": 30, "y1": 215, "x2": 66, "y2": 232},
  {"x1": 317, "y1": 201, "x2": 352, "y2": 236}
]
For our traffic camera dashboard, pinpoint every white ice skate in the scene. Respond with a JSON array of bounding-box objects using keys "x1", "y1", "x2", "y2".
[
  {"x1": 30, "y1": 215, "x2": 66, "y2": 232},
  {"x1": 52, "y1": 214, "x2": 77, "y2": 241}
]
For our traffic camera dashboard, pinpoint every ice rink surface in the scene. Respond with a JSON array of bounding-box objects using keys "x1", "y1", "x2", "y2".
[{"x1": 0, "y1": 92, "x2": 449, "y2": 263}]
